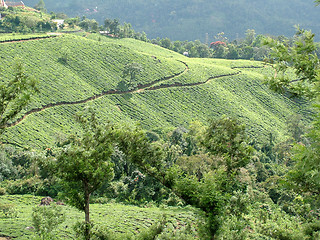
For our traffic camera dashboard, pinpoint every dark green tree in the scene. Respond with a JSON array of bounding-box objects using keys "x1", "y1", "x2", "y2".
[
  {"x1": 173, "y1": 40, "x2": 182, "y2": 52},
  {"x1": 0, "y1": 61, "x2": 37, "y2": 135},
  {"x1": 78, "y1": 19, "x2": 98, "y2": 32},
  {"x1": 119, "y1": 22, "x2": 135, "y2": 38},
  {"x1": 201, "y1": 117, "x2": 253, "y2": 173},
  {"x1": 55, "y1": 109, "x2": 114, "y2": 239},
  {"x1": 160, "y1": 38, "x2": 173, "y2": 50},
  {"x1": 287, "y1": 113, "x2": 320, "y2": 196},
  {"x1": 286, "y1": 114, "x2": 306, "y2": 142},
  {"x1": 264, "y1": 23, "x2": 320, "y2": 200},
  {"x1": 109, "y1": 19, "x2": 120, "y2": 35},
  {"x1": 226, "y1": 44, "x2": 239, "y2": 59},
  {"x1": 122, "y1": 62, "x2": 143, "y2": 86},
  {"x1": 162, "y1": 117, "x2": 253, "y2": 236},
  {"x1": 104, "y1": 18, "x2": 112, "y2": 30},
  {"x1": 65, "y1": 17, "x2": 80, "y2": 28},
  {"x1": 54, "y1": 108, "x2": 163, "y2": 239}
]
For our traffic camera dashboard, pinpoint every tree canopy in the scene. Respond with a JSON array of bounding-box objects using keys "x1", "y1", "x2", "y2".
[
  {"x1": 54, "y1": 107, "x2": 163, "y2": 239},
  {"x1": 265, "y1": 25, "x2": 320, "y2": 202},
  {"x1": 0, "y1": 61, "x2": 37, "y2": 135}
]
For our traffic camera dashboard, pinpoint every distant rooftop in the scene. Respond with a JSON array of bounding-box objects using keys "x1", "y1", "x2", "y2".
[{"x1": 3, "y1": 1, "x2": 25, "y2": 7}]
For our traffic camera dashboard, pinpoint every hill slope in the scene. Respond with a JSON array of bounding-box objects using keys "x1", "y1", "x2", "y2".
[
  {"x1": 1, "y1": 34, "x2": 309, "y2": 148},
  {"x1": 23, "y1": 0, "x2": 320, "y2": 41}
]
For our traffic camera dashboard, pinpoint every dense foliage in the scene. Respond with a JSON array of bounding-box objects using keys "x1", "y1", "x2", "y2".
[
  {"x1": 0, "y1": 6, "x2": 56, "y2": 33},
  {"x1": 1, "y1": 111, "x2": 320, "y2": 239},
  {"x1": 0, "y1": 60, "x2": 37, "y2": 134},
  {"x1": 265, "y1": 27, "x2": 320, "y2": 207},
  {"x1": 150, "y1": 30, "x2": 272, "y2": 60}
]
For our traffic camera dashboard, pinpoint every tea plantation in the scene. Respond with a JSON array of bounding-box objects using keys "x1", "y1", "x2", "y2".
[
  {"x1": 0, "y1": 31, "x2": 318, "y2": 240},
  {"x1": 0, "y1": 195, "x2": 202, "y2": 239},
  {"x1": 0, "y1": 33, "x2": 308, "y2": 149}
]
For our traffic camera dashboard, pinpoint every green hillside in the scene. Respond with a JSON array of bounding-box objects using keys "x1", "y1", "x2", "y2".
[{"x1": 1, "y1": 33, "x2": 309, "y2": 149}]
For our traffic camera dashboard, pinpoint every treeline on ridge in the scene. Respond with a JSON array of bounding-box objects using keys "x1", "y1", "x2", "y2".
[{"x1": 2, "y1": 4, "x2": 320, "y2": 62}]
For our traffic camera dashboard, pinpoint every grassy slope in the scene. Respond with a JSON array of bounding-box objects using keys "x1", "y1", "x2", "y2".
[
  {"x1": 0, "y1": 195, "x2": 201, "y2": 239},
  {"x1": 1, "y1": 34, "x2": 309, "y2": 148}
]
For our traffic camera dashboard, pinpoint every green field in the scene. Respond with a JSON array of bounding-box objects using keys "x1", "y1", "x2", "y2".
[
  {"x1": 1, "y1": 33, "x2": 309, "y2": 149},
  {"x1": 0, "y1": 195, "x2": 201, "y2": 239}
]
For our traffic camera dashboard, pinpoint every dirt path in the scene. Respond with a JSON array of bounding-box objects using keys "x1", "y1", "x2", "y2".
[
  {"x1": 0, "y1": 35, "x2": 58, "y2": 44},
  {"x1": 6, "y1": 61, "x2": 190, "y2": 128},
  {"x1": 6, "y1": 60, "x2": 263, "y2": 128},
  {"x1": 145, "y1": 70, "x2": 241, "y2": 91}
]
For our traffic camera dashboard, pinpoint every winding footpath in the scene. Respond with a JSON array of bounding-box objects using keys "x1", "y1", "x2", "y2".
[
  {"x1": 6, "y1": 61, "x2": 189, "y2": 128},
  {"x1": 0, "y1": 32, "x2": 262, "y2": 128},
  {"x1": 5, "y1": 51, "x2": 263, "y2": 129},
  {"x1": 1, "y1": 36, "x2": 264, "y2": 129}
]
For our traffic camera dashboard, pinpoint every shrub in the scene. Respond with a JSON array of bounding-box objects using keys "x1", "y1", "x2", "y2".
[
  {"x1": 304, "y1": 221, "x2": 320, "y2": 238},
  {"x1": 0, "y1": 187, "x2": 6, "y2": 195},
  {"x1": 73, "y1": 221, "x2": 129, "y2": 240},
  {"x1": 91, "y1": 225, "x2": 133, "y2": 240},
  {"x1": 6, "y1": 176, "x2": 43, "y2": 195},
  {"x1": 32, "y1": 204, "x2": 65, "y2": 239},
  {"x1": 0, "y1": 203, "x2": 18, "y2": 218},
  {"x1": 73, "y1": 221, "x2": 95, "y2": 240},
  {"x1": 136, "y1": 215, "x2": 166, "y2": 240},
  {"x1": 214, "y1": 215, "x2": 248, "y2": 240}
]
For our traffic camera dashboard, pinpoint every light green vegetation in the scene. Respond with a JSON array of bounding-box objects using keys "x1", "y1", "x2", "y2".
[
  {"x1": 0, "y1": 35, "x2": 184, "y2": 108},
  {"x1": 0, "y1": 195, "x2": 201, "y2": 239},
  {"x1": 0, "y1": 34, "x2": 309, "y2": 148}
]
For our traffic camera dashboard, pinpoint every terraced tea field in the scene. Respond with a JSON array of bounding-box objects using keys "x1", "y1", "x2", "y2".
[
  {"x1": 0, "y1": 34, "x2": 309, "y2": 148},
  {"x1": 0, "y1": 195, "x2": 201, "y2": 239}
]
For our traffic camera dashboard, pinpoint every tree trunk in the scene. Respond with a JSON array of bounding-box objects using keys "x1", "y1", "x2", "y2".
[{"x1": 84, "y1": 182, "x2": 91, "y2": 240}]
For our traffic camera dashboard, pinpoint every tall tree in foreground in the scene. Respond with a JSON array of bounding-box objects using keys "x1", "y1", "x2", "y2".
[
  {"x1": 265, "y1": 27, "x2": 319, "y2": 98},
  {"x1": 55, "y1": 108, "x2": 114, "y2": 239},
  {"x1": 265, "y1": 26, "x2": 320, "y2": 200},
  {"x1": 55, "y1": 107, "x2": 163, "y2": 239},
  {"x1": 0, "y1": 61, "x2": 37, "y2": 136}
]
